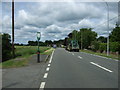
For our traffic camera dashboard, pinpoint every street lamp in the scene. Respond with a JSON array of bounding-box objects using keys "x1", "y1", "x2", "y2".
[
  {"x1": 103, "y1": 0, "x2": 109, "y2": 56},
  {"x1": 37, "y1": 32, "x2": 41, "y2": 63}
]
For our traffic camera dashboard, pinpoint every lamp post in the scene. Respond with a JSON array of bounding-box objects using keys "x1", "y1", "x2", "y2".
[
  {"x1": 104, "y1": 1, "x2": 109, "y2": 56},
  {"x1": 37, "y1": 32, "x2": 41, "y2": 63}
]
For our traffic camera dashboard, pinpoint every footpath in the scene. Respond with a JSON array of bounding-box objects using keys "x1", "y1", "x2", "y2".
[{"x1": 2, "y1": 54, "x2": 50, "y2": 89}]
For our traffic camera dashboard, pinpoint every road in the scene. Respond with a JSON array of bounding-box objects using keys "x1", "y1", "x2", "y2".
[{"x1": 40, "y1": 48, "x2": 118, "y2": 89}]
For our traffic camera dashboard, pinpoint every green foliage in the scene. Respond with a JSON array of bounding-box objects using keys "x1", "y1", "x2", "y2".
[
  {"x1": 2, "y1": 33, "x2": 12, "y2": 62},
  {"x1": 109, "y1": 42, "x2": 119, "y2": 52},
  {"x1": 110, "y1": 24, "x2": 120, "y2": 42},
  {"x1": 66, "y1": 28, "x2": 97, "y2": 49},
  {"x1": 15, "y1": 46, "x2": 50, "y2": 57},
  {"x1": 79, "y1": 28, "x2": 97, "y2": 49},
  {"x1": 99, "y1": 43, "x2": 107, "y2": 53},
  {"x1": 97, "y1": 36, "x2": 107, "y2": 43},
  {"x1": 91, "y1": 41, "x2": 100, "y2": 52}
]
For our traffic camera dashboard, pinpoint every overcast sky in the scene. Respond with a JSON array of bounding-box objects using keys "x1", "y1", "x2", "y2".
[{"x1": 1, "y1": 1, "x2": 119, "y2": 44}]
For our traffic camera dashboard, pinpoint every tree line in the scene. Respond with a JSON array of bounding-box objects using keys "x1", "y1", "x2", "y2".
[
  {"x1": 64, "y1": 23, "x2": 120, "y2": 54},
  {"x1": 1, "y1": 23, "x2": 120, "y2": 62}
]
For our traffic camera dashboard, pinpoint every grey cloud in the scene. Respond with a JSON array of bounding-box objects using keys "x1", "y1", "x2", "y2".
[{"x1": 2, "y1": 2, "x2": 118, "y2": 43}]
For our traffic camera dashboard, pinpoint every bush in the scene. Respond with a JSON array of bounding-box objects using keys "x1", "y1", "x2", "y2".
[
  {"x1": 109, "y1": 42, "x2": 119, "y2": 52},
  {"x1": 91, "y1": 41, "x2": 100, "y2": 52},
  {"x1": 99, "y1": 43, "x2": 107, "y2": 53},
  {"x1": 2, "y1": 33, "x2": 12, "y2": 62}
]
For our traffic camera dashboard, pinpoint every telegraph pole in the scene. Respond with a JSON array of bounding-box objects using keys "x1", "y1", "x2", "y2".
[{"x1": 12, "y1": 0, "x2": 15, "y2": 58}]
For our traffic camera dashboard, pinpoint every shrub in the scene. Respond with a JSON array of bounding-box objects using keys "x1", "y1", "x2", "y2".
[
  {"x1": 109, "y1": 42, "x2": 119, "y2": 52},
  {"x1": 99, "y1": 43, "x2": 107, "y2": 53},
  {"x1": 91, "y1": 41, "x2": 100, "y2": 52},
  {"x1": 2, "y1": 33, "x2": 12, "y2": 62}
]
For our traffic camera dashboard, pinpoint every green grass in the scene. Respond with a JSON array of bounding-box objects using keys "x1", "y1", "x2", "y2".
[
  {"x1": 15, "y1": 46, "x2": 50, "y2": 57},
  {"x1": 80, "y1": 50, "x2": 119, "y2": 60},
  {"x1": 0, "y1": 46, "x2": 51, "y2": 68},
  {"x1": 42, "y1": 48, "x2": 55, "y2": 55}
]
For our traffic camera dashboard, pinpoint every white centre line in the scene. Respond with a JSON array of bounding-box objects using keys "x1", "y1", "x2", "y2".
[
  {"x1": 90, "y1": 62, "x2": 113, "y2": 73},
  {"x1": 48, "y1": 64, "x2": 51, "y2": 67},
  {"x1": 46, "y1": 67, "x2": 50, "y2": 71},
  {"x1": 40, "y1": 82, "x2": 46, "y2": 89},
  {"x1": 78, "y1": 56, "x2": 82, "y2": 59},
  {"x1": 49, "y1": 50, "x2": 54, "y2": 63},
  {"x1": 43, "y1": 73, "x2": 48, "y2": 78}
]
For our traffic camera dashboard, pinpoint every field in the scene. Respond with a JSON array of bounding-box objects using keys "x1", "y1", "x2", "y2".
[
  {"x1": 15, "y1": 46, "x2": 50, "y2": 57},
  {"x1": 0, "y1": 46, "x2": 53, "y2": 68}
]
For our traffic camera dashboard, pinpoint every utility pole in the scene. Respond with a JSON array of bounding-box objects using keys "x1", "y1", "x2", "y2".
[
  {"x1": 106, "y1": 2, "x2": 109, "y2": 56},
  {"x1": 103, "y1": 0, "x2": 109, "y2": 56},
  {"x1": 12, "y1": 0, "x2": 15, "y2": 58}
]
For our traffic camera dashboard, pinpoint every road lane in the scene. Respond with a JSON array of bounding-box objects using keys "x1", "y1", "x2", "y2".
[
  {"x1": 44, "y1": 48, "x2": 118, "y2": 88},
  {"x1": 74, "y1": 51, "x2": 118, "y2": 75}
]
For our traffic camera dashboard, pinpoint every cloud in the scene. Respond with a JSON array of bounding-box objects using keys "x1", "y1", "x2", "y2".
[{"x1": 2, "y1": 2, "x2": 118, "y2": 44}]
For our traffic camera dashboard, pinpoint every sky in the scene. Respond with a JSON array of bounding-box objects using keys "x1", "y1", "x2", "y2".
[{"x1": 1, "y1": 1, "x2": 119, "y2": 44}]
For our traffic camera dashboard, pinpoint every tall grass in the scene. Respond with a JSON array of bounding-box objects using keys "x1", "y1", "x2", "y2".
[
  {"x1": 0, "y1": 46, "x2": 51, "y2": 68},
  {"x1": 15, "y1": 46, "x2": 50, "y2": 57}
]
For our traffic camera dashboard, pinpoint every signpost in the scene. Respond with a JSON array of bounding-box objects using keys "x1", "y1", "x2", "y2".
[{"x1": 37, "y1": 32, "x2": 41, "y2": 63}]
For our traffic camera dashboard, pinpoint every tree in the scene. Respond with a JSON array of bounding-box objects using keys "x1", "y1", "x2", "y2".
[
  {"x1": 97, "y1": 36, "x2": 107, "y2": 43},
  {"x1": 78, "y1": 28, "x2": 97, "y2": 49},
  {"x1": 109, "y1": 23, "x2": 120, "y2": 42},
  {"x1": 2, "y1": 33, "x2": 12, "y2": 62},
  {"x1": 45, "y1": 40, "x2": 53, "y2": 46}
]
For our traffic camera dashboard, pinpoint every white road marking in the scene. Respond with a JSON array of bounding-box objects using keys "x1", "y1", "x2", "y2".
[
  {"x1": 115, "y1": 60, "x2": 118, "y2": 61},
  {"x1": 72, "y1": 53, "x2": 74, "y2": 55},
  {"x1": 40, "y1": 82, "x2": 46, "y2": 89},
  {"x1": 43, "y1": 73, "x2": 48, "y2": 78},
  {"x1": 48, "y1": 64, "x2": 50, "y2": 67},
  {"x1": 90, "y1": 62, "x2": 113, "y2": 73},
  {"x1": 46, "y1": 67, "x2": 50, "y2": 71},
  {"x1": 49, "y1": 50, "x2": 54, "y2": 63},
  {"x1": 82, "y1": 52, "x2": 118, "y2": 62},
  {"x1": 78, "y1": 56, "x2": 82, "y2": 59}
]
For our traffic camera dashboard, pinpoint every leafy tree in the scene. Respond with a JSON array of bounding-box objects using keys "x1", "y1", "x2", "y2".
[
  {"x1": 110, "y1": 24, "x2": 120, "y2": 42},
  {"x1": 78, "y1": 28, "x2": 97, "y2": 49},
  {"x1": 2, "y1": 33, "x2": 12, "y2": 62},
  {"x1": 91, "y1": 40, "x2": 100, "y2": 52},
  {"x1": 97, "y1": 36, "x2": 107, "y2": 43},
  {"x1": 99, "y1": 43, "x2": 107, "y2": 53}
]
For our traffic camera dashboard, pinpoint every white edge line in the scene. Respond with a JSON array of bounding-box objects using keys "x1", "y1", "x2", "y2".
[
  {"x1": 49, "y1": 50, "x2": 54, "y2": 63},
  {"x1": 40, "y1": 82, "x2": 46, "y2": 89},
  {"x1": 90, "y1": 62, "x2": 113, "y2": 73},
  {"x1": 82, "y1": 52, "x2": 118, "y2": 62}
]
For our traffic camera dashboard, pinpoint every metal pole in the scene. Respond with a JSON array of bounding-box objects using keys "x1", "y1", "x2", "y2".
[
  {"x1": 105, "y1": 2, "x2": 109, "y2": 56},
  {"x1": 12, "y1": 0, "x2": 15, "y2": 58},
  {"x1": 37, "y1": 40, "x2": 40, "y2": 63}
]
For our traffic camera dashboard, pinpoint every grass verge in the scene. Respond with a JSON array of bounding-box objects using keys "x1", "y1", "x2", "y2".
[
  {"x1": 80, "y1": 50, "x2": 119, "y2": 60},
  {"x1": 1, "y1": 46, "x2": 51, "y2": 68}
]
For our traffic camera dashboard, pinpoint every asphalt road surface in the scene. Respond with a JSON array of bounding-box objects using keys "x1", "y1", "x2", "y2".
[{"x1": 40, "y1": 48, "x2": 118, "y2": 89}]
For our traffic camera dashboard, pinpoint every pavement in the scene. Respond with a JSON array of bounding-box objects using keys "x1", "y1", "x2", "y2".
[
  {"x1": 39, "y1": 48, "x2": 118, "y2": 89},
  {"x1": 2, "y1": 54, "x2": 49, "y2": 89}
]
